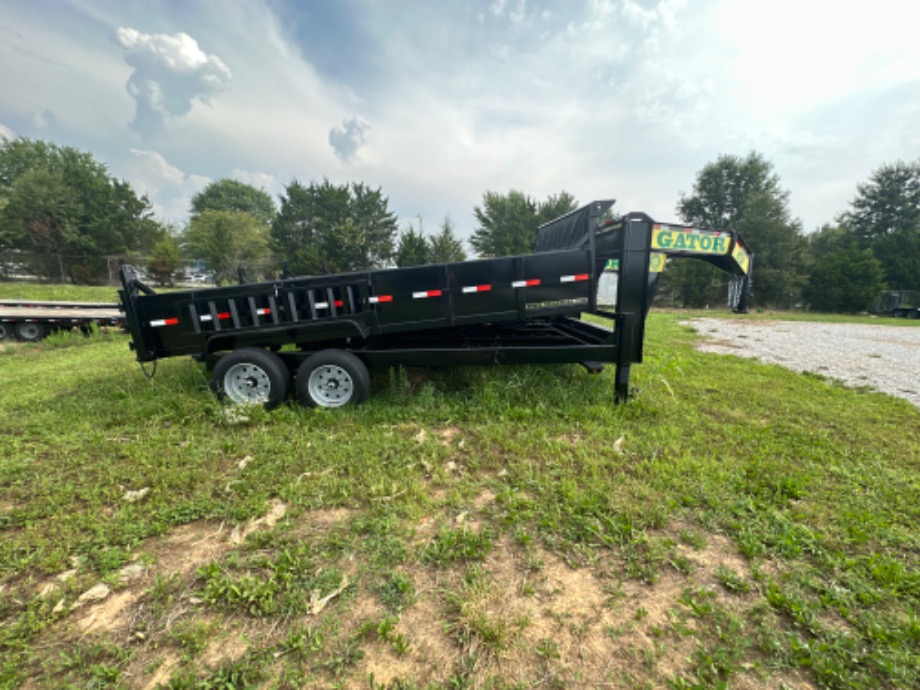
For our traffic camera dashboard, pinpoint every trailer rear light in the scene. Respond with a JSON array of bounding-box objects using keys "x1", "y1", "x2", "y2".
[
  {"x1": 150, "y1": 317, "x2": 179, "y2": 327},
  {"x1": 462, "y1": 284, "x2": 492, "y2": 293},
  {"x1": 512, "y1": 279, "x2": 541, "y2": 288},
  {"x1": 412, "y1": 290, "x2": 442, "y2": 299},
  {"x1": 560, "y1": 274, "x2": 589, "y2": 283},
  {"x1": 369, "y1": 295, "x2": 393, "y2": 304}
]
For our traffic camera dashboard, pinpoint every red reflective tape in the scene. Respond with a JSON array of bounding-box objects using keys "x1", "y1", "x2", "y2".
[
  {"x1": 462, "y1": 284, "x2": 492, "y2": 293},
  {"x1": 561, "y1": 273, "x2": 590, "y2": 283},
  {"x1": 217, "y1": 312, "x2": 230, "y2": 320},
  {"x1": 369, "y1": 295, "x2": 393, "y2": 304},
  {"x1": 334, "y1": 300, "x2": 343, "y2": 307},
  {"x1": 150, "y1": 317, "x2": 179, "y2": 327},
  {"x1": 513, "y1": 279, "x2": 541, "y2": 288},
  {"x1": 413, "y1": 289, "x2": 443, "y2": 299},
  {"x1": 256, "y1": 308, "x2": 271, "y2": 315}
]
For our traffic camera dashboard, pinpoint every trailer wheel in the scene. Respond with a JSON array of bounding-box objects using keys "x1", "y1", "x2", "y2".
[
  {"x1": 212, "y1": 348, "x2": 291, "y2": 409},
  {"x1": 15, "y1": 322, "x2": 48, "y2": 342},
  {"x1": 296, "y1": 350, "x2": 369, "y2": 408},
  {"x1": 0, "y1": 322, "x2": 12, "y2": 341}
]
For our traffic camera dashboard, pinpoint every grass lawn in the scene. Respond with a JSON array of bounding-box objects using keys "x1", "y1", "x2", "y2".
[{"x1": 0, "y1": 289, "x2": 918, "y2": 689}]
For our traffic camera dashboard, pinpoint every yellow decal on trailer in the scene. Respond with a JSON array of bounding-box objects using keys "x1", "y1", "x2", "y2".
[
  {"x1": 732, "y1": 242, "x2": 751, "y2": 275},
  {"x1": 649, "y1": 252, "x2": 667, "y2": 273},
  {"x1": 652, "y1": 225, "x2": 730, "y2": 255}
]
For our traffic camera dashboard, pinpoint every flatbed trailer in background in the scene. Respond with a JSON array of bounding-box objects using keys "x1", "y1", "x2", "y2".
[
  {"x1": 0, "y1": 300, "x2": 126, "y2": 342},
  {"x1": 118, "y1": 201, "x2": 753, "y2": 408},
  {"x1": 873, "y1": 290, "x2": 920, "y2": 319}
]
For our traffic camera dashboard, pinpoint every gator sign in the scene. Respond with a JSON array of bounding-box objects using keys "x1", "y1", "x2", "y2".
[
  {"x1": 732, "y1": 241, "x2": 751, "y2": 275},
  {"x1": 652, "y1": 224, "x2": 729, "y2": 255}
]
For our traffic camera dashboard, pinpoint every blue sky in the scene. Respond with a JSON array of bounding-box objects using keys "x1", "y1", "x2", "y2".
[{"x1": 1, "y1": 0, "x2": 918, "y2": 243}]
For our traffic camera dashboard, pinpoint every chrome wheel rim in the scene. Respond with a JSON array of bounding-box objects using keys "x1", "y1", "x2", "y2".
[
  {"x1": 223, "y1": 363, "x2": 272, "y2": 405},
  {"x1": 307, "y1": 364, "x2": 354, "y2": 407}
]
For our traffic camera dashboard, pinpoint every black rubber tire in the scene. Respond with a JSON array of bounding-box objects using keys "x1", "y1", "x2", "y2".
[
  {"x1": 15, "y1": 322, "x2": 48, "y2": 342},
  {"x1": 0, "y1": 322, "x2": 12, "y2": 342},
  {"x1": 295, "y1": 349, "x2": 370, "y2": 408},
  {"x1": 211, "y1": 348, "x2": 291, "y2": 410}
]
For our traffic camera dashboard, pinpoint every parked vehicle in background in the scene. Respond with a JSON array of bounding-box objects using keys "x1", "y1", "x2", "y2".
[{"x1": 872, "y1": 290, "x2": 920, "y2": 319}]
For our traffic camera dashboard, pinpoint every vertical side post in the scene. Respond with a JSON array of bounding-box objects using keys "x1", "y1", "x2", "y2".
[
  {"x1": 613, "y1": 213, "x2": 653, "y2": 402},
  {"x1": 733, "y1": 253, "x2": 754, "y2": 314}
]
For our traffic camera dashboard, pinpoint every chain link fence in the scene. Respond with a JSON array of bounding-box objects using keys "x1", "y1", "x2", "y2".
[{"x1": 0, "y1": 252, "x2": 280, "y2": 287}]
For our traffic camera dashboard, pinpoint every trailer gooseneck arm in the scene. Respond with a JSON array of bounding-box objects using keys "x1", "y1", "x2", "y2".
[{"x1": 118, "y1": 200, "x2": 753, "y2": 408}]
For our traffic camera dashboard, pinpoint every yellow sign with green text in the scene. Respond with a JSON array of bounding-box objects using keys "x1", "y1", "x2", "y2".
[
  {"x1": 651, "y1": 225, "x2": 730, "y2": 255},
  {"x1": 732, "y1": 243, "x2": 751, "y2": 275}
]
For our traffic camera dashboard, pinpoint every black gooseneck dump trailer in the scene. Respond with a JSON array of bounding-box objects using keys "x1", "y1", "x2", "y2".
[{"x1": 118, "y1": 201, "x2": 753, "y2": 409}]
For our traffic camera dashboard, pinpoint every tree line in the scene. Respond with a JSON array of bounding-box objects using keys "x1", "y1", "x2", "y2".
[{"x1": 1, "y1": 137, "x2": 918, "y2": 312}]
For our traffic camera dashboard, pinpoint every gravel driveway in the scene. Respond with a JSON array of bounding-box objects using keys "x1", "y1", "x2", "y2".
[{"x1": 686, "y1": 318, "x2": 920, "y2": 409}]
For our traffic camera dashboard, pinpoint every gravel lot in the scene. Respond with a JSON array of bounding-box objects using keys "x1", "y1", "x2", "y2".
[{"x1": 686, "y1": 318, "x2": 920, "y2": 409}]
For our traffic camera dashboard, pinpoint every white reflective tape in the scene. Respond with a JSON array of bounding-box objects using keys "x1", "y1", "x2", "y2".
[
  {"x1": 199, "y1": 314, "x2": 213, "y2": 322},
  {"x1": 315, "y1": 302, "x2": 329, "y2": 309},
  {"x1": 511, "y1": 280, "x2": 527, "y2": 288}
]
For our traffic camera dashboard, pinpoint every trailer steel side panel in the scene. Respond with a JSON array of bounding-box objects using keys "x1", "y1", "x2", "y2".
[{"x1": 118, "y1": 201, "x2": 753, "y2": 404}]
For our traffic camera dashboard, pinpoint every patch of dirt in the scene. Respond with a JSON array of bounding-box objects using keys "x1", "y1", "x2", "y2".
[
  {"x1": 147, "y1": 520, "x2": 233, "y2": 578},
  {"x1": 356, "y1": 569, "x2": 458, "y2": 687},
  {"x1": 77, "y1": 589, "x2": 141, "y2": 635},
  {"x1": 140, "y1": 652, "x2": 180, "y2": 690}
]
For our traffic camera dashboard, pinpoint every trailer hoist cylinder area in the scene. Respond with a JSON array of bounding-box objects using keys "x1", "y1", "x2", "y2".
[{"x1": 118, "y1": 200, "x2": 753, "y2": 409}]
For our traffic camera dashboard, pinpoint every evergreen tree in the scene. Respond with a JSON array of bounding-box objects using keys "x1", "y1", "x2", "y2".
[
  {"x1": 427, "y1": 216, "x2": 466, "y2": 263},
  {"x1": 841, "y1": 160, "x2": 920, "y2": 290},
  {"x1": 396, "y1": 224, "x2": 429, "y2": 267}
]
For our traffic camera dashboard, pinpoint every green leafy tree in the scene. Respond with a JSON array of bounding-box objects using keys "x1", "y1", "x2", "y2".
[
  {"x1": 870, "y1": 229, "x2": 920, "y2": 291},
  {"x1": 395, "y1": 224, "x2": 429, "y2": 267},
  {"x1": 840, "y1": 161, "x2": 920, "y2": 242},
  {"x1": 190, "y1": 179, "x2": 276, "y2": 227},
  {"x1": 0, "y1": 137, "x2": 158, "y2": 283},
  {"x1": 804, "y1": 236, "x2": 886, "y2": 312},
  {"x1": 427, "y1": 216, "x2": 467, "y2": 263},
  {"x1": 470, "y1": 190, "x2": 577, "y2": 257},
  {"x1": 270, "y1": 179, "x2": 397, "y2": 275},
  {"x1": 184, "y1": 210, "x2": 269, "y2": 284},
  {"x1": 662, "y1": 151, "x2": 807, "y2": 308},
  {"x1": 146, "y1": 234, "x2": 182, "y2": 286},
  {"x1": 840, "y1": 161, "x2": 920, "y2": 290}
]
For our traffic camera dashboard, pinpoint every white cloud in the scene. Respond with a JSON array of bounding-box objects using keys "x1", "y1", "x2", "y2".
[
  {"x1": 0, "y1": 123, "x2": 16, "y2": 141},
  {"x1": 115, "y1": 27, "x2": 232, "y2": 137},
  {"x1": 232, "y1": 169, "x2": 278, "y2": 194},
  {"x1": 121, "y1": 148, "x2": 210, "y2": 222}
]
